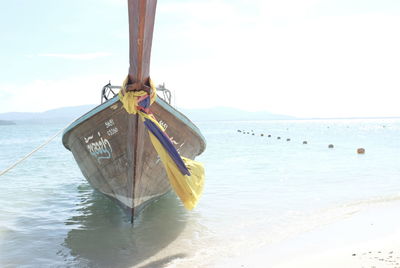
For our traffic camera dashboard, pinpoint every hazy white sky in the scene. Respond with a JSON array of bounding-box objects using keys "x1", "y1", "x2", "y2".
[{"x1": 1, "y1": 0, "x2": 399, "y2": 117}]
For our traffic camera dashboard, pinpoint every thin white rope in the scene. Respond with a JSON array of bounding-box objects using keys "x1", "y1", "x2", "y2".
[{"x1": 0, "y1": 121, "x2": 73, "y2": 177}]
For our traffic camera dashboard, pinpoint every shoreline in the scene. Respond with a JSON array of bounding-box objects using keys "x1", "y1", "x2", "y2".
[{"x1": 215, "y1": 200, "x2": 400, "y2": 268}]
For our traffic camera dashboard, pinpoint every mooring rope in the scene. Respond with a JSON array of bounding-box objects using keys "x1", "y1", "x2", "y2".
[{"x1": 0, "y1": 122, "x2": 72, "y2": 177}]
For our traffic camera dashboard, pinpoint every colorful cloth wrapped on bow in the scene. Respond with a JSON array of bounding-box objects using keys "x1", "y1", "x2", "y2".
[{"x1": 118, "y1": 77, "x2": 205, "y2": 210}]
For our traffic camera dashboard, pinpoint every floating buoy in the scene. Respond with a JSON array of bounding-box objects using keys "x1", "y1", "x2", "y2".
[
  {"x1": 286, "y1": 138, "x2": 291, "y2": 141},
  {"x1": 277, "y1": 137, "x2": 281, "y2": 140},
  {"x1": 357, "y1": 148, "x2": 365, "y2": 154},
  {"x1": 328, "y1": 144, "x2": 334, "y2": 148},
  {"x1": 303, "y1": 141, "x2": 308, "y2": 144},
  {"x1": 268, "y1": 135, "x2": 271, "y2": 138},
  {"x1": 261, "y1": 134, "x2": 264, "y2": 137}
]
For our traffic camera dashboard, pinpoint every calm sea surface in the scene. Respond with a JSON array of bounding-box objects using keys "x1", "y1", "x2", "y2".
[{"x1": 0, "y1": 119, "x2": 399, "y2": 267}]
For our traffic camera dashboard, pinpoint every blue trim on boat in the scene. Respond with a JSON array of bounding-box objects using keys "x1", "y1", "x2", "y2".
[
  {"x1": 156, "y1": 97, "x2": 206, "y2": 143},
  {"x1": 62, "y1": 95, "x2": 206, "y2": 148},
  {"x1": 62, "y1": 97, "x2": 119, "y2": 138}
]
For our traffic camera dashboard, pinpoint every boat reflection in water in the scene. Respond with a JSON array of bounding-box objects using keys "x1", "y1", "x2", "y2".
[{"x1": 62, "y1": 183, "x2": 189, "y2": 267}]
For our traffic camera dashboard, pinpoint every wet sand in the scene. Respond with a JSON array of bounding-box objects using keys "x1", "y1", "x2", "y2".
[{"x1": 216, "y1": 201, "x2": 400, "y2": 268}]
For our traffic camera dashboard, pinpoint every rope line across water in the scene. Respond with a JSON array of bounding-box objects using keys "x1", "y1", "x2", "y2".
[{"x1": 0, "y1": 122, "x2": 72, "y2": 177}]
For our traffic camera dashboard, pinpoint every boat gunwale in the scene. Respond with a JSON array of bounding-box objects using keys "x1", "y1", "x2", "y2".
[{"x1": 62, "y1": 95, "x2": 206, "y2": 151}]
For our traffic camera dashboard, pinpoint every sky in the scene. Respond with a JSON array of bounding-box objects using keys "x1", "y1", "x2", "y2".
[{"x1": 0, "y1": 0, "x2": 400, "y2": 118}]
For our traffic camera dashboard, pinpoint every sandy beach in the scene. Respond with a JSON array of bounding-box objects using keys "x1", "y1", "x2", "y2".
[{"x1": 216, "y1": 201, "x2": 400, "y2": 268}]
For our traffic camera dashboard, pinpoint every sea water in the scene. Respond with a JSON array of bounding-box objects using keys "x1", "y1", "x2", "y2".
[{"x1": 0, "y1": 119, "x2": 399, "y2": 267}]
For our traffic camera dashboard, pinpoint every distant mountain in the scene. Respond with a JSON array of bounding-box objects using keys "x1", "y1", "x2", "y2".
[
  {"x1": 0, "y1": 105, "x2": 96, "y2": 123},
  {"x1": 0, "y1": 104, "x2": 294, "y2": 123},
  {"x1": 179, "y1": 106, "x2": 295, "y2": 121},
  {"x1": 0, "y1": 120, "x2": 16, "y2": 125}
]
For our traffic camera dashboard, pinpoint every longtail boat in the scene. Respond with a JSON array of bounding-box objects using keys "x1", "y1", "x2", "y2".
[{"x1": 62, "y1": 0, "x2": 206, "y2": 222}]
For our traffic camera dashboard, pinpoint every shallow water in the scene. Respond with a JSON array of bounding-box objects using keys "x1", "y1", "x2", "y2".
[{"x1": 0, "y1": 119, "x2": 399, "y2": 267}]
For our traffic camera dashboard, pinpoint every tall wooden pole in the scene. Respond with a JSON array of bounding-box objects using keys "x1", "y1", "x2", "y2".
[{"x1": 127, "y1": 0, "x2": 157, "y2": 86}]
